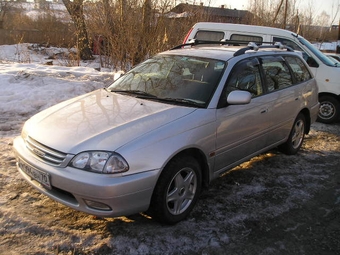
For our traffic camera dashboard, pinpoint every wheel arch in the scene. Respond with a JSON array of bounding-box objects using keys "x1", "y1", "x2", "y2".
[
  {"x1": 167, "y1": 148, "x2": 210, "y2": 190},
  {"x1": 318, "y1": 92, "x2": 340, "y2": 101},
  {"x1": 300, "y1": 108, "x2": 311, "y2": 134},
  {"x1": 148, "y1": 147, "x2": 210, "y2": 223}
]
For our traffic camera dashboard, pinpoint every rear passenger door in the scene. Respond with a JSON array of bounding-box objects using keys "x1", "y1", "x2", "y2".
[{"x1": 259, "y1": 55, "x2": 305, "y2": 145}]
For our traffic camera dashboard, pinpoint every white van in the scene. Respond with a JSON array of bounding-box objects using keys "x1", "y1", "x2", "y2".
[{"x1": 183, "y1": 22, "x2": 340, "y2": 123}]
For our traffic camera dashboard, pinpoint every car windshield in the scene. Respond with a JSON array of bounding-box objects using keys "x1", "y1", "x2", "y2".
[
  {"x1": 298, "y1": 36, "x2": 339, "y2": 67},
  {"x1": 108, "y1": 55, "x2": 226, "y2": 107}
]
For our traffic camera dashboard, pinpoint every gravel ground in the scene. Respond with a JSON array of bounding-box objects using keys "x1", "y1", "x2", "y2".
[{"x1": 0, "y1": 120, "x2": 339, "y2": 255}]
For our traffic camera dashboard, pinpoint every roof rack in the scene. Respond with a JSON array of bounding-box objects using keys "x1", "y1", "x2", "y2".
[
  {"x1": 233, "y1": 42, "x2": 294, "y2": 56},
  {"x1": 171, "y1": 39, "x2": 258, "y2": 50},
  {"x1": 170, "y1": 40, "x2": 294, "y2": 56}
]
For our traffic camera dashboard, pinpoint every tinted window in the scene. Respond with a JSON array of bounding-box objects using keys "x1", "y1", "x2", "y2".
[
  {"x1": 261, "y1": 56, "x2": 293, "y2": 91},
  {"x1": 224, "y1": 58, "x2": 263, "y2": 97},
  {"x1": 230, "y1": 34, "x2": 263, "y2": 43},
  {"x1": 285, "y1": 56, "x2": 312, "y2": 83},
  {"x1": 195, "y1": 31, "x2": 224, "y2": 41}
]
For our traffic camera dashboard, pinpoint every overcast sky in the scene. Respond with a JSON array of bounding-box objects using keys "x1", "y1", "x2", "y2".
[{"x1": 205, "y1": 0, "x2": 340, "y2": 24}]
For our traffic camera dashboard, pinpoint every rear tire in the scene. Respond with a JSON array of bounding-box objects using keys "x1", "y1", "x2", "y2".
[
  {"x1": 317, "y1": 95, "x2": 339, "y2": 124},
  {"x1": 279, "y1": 113, "x2": 306, "y2": 155},
  {"x1": 148, "y1": 155, "x2": 202, "y2": 224}
]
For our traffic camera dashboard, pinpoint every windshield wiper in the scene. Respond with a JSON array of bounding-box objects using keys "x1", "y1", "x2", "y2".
[
  {"x1": 107, "y1": 89, "x2": 205, "y2": 107},
  {"x1": 109, "y1": 89, "x2": 157, "y2": 98},
  {"x1": 159, "y1": 97, "x2": 205, "y2": 107}
]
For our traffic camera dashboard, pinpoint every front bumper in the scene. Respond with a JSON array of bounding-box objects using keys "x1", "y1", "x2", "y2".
[{"x1": 13, "y1": 136, "x2": 160, "y2": 217}]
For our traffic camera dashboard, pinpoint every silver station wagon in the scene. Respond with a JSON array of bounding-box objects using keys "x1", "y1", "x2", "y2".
[{"x1": 13, "y1": 42, "x2": 319, "y2": 224}]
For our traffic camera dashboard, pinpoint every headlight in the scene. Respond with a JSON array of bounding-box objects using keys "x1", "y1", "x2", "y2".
[{"x1": 71, "y1": 151, "x2": 129, "y2": 174}]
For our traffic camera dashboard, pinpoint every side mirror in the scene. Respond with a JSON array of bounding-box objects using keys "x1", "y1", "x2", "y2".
[{"x1": 227, "y1": 90, "x2": 252, "y2": 105}]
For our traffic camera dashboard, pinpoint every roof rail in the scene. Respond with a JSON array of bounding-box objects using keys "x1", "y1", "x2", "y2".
[
  {"x1": 170, "y1": 39, "x2": 267, "y2": 50},
  {"x1": 170, "y1": 39, "x2": 294, "y2": 55},
  {"x1": 233, "y1": 42, "x2": 294, "y2": 56}
]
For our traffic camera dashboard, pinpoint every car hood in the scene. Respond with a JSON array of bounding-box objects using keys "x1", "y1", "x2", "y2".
[{"x1": 26, "y1": 89, "x2": 196, "y2": 153}]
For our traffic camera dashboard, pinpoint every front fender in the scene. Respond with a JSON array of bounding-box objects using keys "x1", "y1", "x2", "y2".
[{"x1": 117, "y1": 109, "x2": 217, "y2": 177}]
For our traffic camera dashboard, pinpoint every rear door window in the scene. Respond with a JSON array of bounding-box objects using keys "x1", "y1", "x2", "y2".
[{"x1": 261, "y1": 56, "x2": 293, "y2": 91}]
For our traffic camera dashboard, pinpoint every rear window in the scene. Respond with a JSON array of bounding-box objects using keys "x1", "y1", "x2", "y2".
[{"x1": 195, "y1": 31, "x2": 224, "y2": 41}]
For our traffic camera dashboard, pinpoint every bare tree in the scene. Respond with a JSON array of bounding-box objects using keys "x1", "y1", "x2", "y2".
[
  {"x1": 248, "y1": 0, "x2": 279, "y2": 26},
  {"x1": 329, "y1": 0, "x2": 340, "y2": 25},
  {"x1": 85, "y1": 0, "x2": 189, "y2": 70},
  {"x1": 272, "y1": 0, "x2": 284, "y2": 25},
  {"x1": 0, "y1": 0, "x2": 12, "y2": 29},
  {"x1": 316, "y1": 11, "x2": 331, "y2": 40},
  {"x1": 62, "y1": 0, "x2": 93, "y2": 60}
]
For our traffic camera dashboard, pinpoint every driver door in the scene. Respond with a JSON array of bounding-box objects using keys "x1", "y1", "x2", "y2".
[{"x1": 214, "y1": 58, "x2": 271, "y2": 173}]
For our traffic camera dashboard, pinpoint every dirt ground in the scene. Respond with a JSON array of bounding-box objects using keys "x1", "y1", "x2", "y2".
[{"x1": 0, "y1": 120, "x2": 339, "y2": 255}]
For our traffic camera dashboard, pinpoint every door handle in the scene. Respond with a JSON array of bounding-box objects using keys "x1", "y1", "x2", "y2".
[{"x1": 260, "y1": 109, "x2": 268, "y2": 114}]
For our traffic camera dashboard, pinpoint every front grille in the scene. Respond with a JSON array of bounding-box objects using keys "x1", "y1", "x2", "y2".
[{"x1": 25, "y1": 136, "x2": 72, "y2": 167}]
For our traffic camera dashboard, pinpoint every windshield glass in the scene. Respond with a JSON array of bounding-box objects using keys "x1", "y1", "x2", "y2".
[
  {"x1": 108, "y1": 55, "x2": 226, "y2": 107},
  {"x1": 298, "y1": 36, "x2": 339, "y2": 67}
]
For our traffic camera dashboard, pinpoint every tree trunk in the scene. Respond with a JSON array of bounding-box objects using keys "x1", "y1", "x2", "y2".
[
  {"x1": 62, "y1": 0, "x2": 93, "y2": 60},
  {"x1": 0, "y1": 1, "x2": 11, "y2": 29}
]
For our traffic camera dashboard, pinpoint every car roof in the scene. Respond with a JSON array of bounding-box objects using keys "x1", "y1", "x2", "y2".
[
  {"x1": 160, "y1": 43, "x2": 302, "y2": 62},
  {"x1": 192, "y1": 22, "x2": 297, "y2": 37},
  {"x1": 160, "y1": 47, "x2": 237, "y2": 61}
]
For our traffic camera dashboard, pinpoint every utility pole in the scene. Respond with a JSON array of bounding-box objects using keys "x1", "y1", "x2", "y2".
[
  {"x1": 337, "y1": 19, "x2": 340, "y2": 53},
  {"x1": 283, "y1": 0, "x2": 288, "y2": 29}
]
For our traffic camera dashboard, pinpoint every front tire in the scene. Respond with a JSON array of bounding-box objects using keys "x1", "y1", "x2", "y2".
[
  {"x1": 317, "y1": 95, "x2": 339, "y2": 124},
  {"x1": 149, "y1": 155, "x2": 202, "y2": 224},
  {"x1": 279, "y1": 113, "x2": 306, "y2": 155}
]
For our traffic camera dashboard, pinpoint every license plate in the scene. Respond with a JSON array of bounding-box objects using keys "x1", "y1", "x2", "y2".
[{"x1": 18, "y1": 159, "x2": 51, "y2": 189}]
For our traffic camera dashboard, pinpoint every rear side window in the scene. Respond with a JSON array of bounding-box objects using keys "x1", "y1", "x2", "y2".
[
  {"x1": 285, "y1": 56, "x2": 312, "y2": 83},
  {"x1": 261, "y1": 56, "x2": 293, "y2": 91},
  {"x1": 195, "y1": 31, "x2": 224, "y2": 41},
  {"x1": 230, "y1": 34, "x2": 263, "y2": 44}
]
